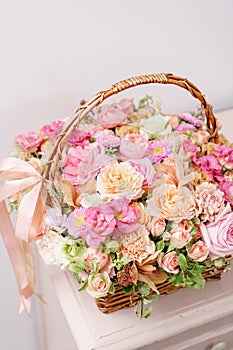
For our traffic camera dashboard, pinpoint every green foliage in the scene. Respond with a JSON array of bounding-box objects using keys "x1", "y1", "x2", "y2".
[
  {"x1": 138, "y1": 95, "x2": 153, "y2": 109},
  {"x1": 178, "y1": 253, "x2": 188, "y2": 271},
  {"x1": 112, "y1": 256, "x2": 129, "y2": 270},
  {"x1": 138, "y1": 282, "x2": 151, "y2": 297},
  {"x1": 156, "y1": 240, "x2": 165, "y2": 251}
]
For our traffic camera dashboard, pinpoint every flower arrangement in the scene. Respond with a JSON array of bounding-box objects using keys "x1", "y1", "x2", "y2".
[{"x1": 1, "y1": 89, "x2": 233, "y2": 318}]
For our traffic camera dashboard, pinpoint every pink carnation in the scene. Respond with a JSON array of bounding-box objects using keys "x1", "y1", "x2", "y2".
[
  {"x1": 15, "y1": 131, "x2": 43, "y2": 152},
  {"x1": 182, "y1": 138, "x2": 201, "y2": 159},
  {"x1": 67, "y1": 129, "x2": 90, "y2": 148},
  {"x1": 179, "y1": 112, "x2": 202, "y2": 127},
  {"x1": 40, "y1": 120, "x2": 65, "y2": 138},
  {"x1": 175, "y1": 123, "x2": 195, "y2": 133},
  {"x1": 63, "y1": 143, "x2": 117, "y2": 185},
  {"x1": 194, "y1": 154, "x2": 223, "y2": 181},
  {"x1": 106, "y1": 197, "x2": 140, "y2": 236},
  {"x1": 214, "y1": 144, "x2": 233, "y2": 169}
]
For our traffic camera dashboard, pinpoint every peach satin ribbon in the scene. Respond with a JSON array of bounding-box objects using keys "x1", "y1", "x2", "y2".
[{"x1": 0, "y1": 157, "x2": 46, "y2": 313}]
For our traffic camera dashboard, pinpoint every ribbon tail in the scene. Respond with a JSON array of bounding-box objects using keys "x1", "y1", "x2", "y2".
[
  {"x1": 0, "y1": 201, "x2": 37, "y2": 313},
  {"x1": 16, "y1": 181, "x2": 47, "y2": 242}
]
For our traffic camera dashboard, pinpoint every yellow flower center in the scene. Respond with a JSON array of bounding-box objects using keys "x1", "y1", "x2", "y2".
[
  {"x1": 152, "y1": 147, "x2": 163, "y2": 155},
  {"x1": 75, "y1": 215, "x2": 85, "y2": 227}
]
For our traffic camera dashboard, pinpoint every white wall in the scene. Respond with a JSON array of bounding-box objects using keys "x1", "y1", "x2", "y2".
[{"x1": 0, "y1": 1, "x2": 233, "y2": 349}]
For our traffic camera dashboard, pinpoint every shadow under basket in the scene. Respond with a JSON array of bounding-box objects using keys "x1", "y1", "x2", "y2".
[{"x1": 96, "y1": 262, "x2": 231, "y2": 314}]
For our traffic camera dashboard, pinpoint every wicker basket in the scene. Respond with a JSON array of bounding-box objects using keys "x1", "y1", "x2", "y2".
[{"x1": 44, "y1": 73, "x2": 231, "y2": 314}]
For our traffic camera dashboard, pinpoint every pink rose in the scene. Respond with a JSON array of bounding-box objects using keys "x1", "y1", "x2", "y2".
[
  {"x1": 84, "y1": 247, "x2": 112, "y2": 273},
  {"x1": 167, "y1": 115, "x2": 179, "y2": 129},
  {"x1": 170, "y1": 221, "x2": 192, "y2": 248},
  {"x1": 191, "y1": 130, "x2": 210, "y2": 146},
  {"x1": 130, "y1": 158, "x2": 156, "y2": 188},
  {"x1": 187, "y1": 240, "x2": 209, "y2": 262},
  {"x1": 218, "y1": 178, "x2": 233, "y2": 206},
  {"x1": 200, "y1": 203, "x2": 233, "y2": 260},
  {"x1": 95, "y1": 99, "x2": 132, "y2": 128},
  {"x1": 158, "y1": 252, "x2": 179, "y2": 274},
  {"x1": 118, "y1": 138, "x2": 147, "y2": 159},
  {"x1": 15, "y1": 131, "x2": 43, "y2": 152},
  {"x1": 40, "y1": 120, "x2": 65, "y2": 138}
]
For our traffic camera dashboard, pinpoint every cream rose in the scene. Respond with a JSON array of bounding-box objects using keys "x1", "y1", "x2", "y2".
[
  {"x1": 96, "y1": 162, "x2": 144, "y2": 201},
  {"x1": 200, "y1": 203, "x2": 233, "y2": 260},
  {"x1": 86, "y1": 272, "x2": 112, "y2": 298},
  {"x1": 187, "y1": 240, "x2": 209, "y2": 262}
]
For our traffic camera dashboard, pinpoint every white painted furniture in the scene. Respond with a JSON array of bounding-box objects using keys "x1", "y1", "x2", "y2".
[{"x1": 36, "y1": 109, "x2": 233, "y2": 350}]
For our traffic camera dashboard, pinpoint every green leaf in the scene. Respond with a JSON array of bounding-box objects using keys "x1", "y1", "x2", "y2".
[
  {"x1": 91, "y1": 261, "x2": 100, "y2": 273},
  {"x1": 147, "y1": 294, "x2": 160, "y2": 302},
  {"x1": 166, "y1": 244, "x2": 174, "y2": 253},
  {"x1": 172, "y1": 271, "x2": 185, "y2": 286},
  {"x1": 192, "y1": 217, "x2": 200, "y2": 225},
  {"x1": 178, "y1": 253, "x2": 188, "y2": 271},
  {"x1": 122, "y1": 285, "x2": 133, "y2": 294},
  {"x1": 156, "y1": 240, "x2": 165, "y2": 251},
  {"x1": 138, "y1": 282, "x2": 151, "y2": 297},
  {"x1": 142, "y1": 306, "x2": 153, "y2": 319},
  {"x1": 108, "y1": 283, "x2": 115, "y2": 295},
  {"x1": 189, "y1": 264, "x2": 206, "y2": 276},
  {"x1": 191, "y1": 275, "x2": 206, "y2": 290},
  {"x1": 190, "y1": 226, "x2": 198, "y2": 236},
  {"x1": 185, "y1": 276, "x2": 194, "y2": 287},
  {"x1": 78, "y1": 278, "x2": 88, "y2": 292}
]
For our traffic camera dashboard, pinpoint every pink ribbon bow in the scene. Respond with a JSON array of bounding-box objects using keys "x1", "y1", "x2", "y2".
[{"x1": 0, "y1": 157, "x2": 46, "y2": 313}]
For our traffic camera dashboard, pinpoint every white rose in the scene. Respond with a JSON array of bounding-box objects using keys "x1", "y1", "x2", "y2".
[{"x1": 86, "y1": 272, "x2": 112, "y2": 298}]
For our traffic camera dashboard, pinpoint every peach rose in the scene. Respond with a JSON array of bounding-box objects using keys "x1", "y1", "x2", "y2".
[
  {"x1": 96, "y1": 162, "x2": 144, "y2": 201},
  {"x1": 170, "y1": 221, "x2": 192, "y2": 248},
  {"x1": 200, "y1": 203, "x2": 233, "y2": 260},
  {"x1": 158, "y1": 252, "x2": 179, "y2": 274},
  {"x1": 86, "y1": 272, "x2": 112, "y2": 298},
  {"x1": 187, "y1": 240, "x2": 209, "y2": 262},
  {"x1": 147, "y1": 184, "x2": 196, "y2": 221}
]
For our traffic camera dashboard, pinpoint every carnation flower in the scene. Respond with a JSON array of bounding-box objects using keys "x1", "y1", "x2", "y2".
[
  {"x1": 96, "y1": 162, "x2": 144, "y2": 201},
  {"x1": 15, "y1": 131, "x2": 43, "y2": 152},
  {"x1": 119, "y1": 225, "x2": 155, "y2": 263},
  {"x1": 40, "y1": 120, "x2": 65, "y2": 138},
  {"x1": 175, "y1": 123, "x2": 195, "y2": 133},
  {"x1": 194, "y1": 182, "x2": 225, "y2": 222},
  {"x1": 67, "y1": 129, "x2": 90, "y2": 148},
  {"x1": 179, "y1": 112, "x2": 202, "y2": 127},
  {"x1": 147, "y1": 184, "x2": 196, "y2": 221},
  {"x1": 194, "y1": 154, "x2": 223, "y2": 181},
  {"x1": 214, "y1": 144, "x2": 233, "y2": 169}
]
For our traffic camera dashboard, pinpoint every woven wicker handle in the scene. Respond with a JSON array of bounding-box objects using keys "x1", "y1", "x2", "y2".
[{"x1": 44, "y1": 73, "x2": 217, "y2": 180}]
